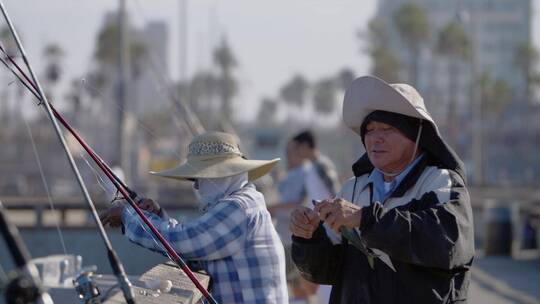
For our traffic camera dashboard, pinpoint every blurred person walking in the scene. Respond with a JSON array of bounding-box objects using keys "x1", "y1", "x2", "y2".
[
  {"x1": 290, "y1": 76, "x2": 474, "y2": 303},
  {"x1": 100, "y1": 131, "x2": 288, "y2": 304},
  {"x1": 290, "y1": 131, "x2": 340, "y2": 201},
  {"x1": 270, "y1": 131, "x2": 340, "y2": 303}
]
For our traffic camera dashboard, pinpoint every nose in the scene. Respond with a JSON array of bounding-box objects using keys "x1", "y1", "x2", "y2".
[{"x1": 368, "y1": 130, "x2": 385, "y2": 143}]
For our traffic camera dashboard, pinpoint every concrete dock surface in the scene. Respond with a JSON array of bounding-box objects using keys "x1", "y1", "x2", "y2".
[{"x1": 470, "y1": 254, "x2": 540, "y2": 304}]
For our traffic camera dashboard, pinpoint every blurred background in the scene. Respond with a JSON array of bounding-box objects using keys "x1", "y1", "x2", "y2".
[{"x1": 0, "y1": 0, "x2": 539, "y2": 303}]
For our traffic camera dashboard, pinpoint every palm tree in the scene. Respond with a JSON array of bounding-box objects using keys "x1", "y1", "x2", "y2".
[
  {"x1": 43, "y1": 43, "x2": 65, "y2": 101},
  {"x1": 393, "y1": 3, "x2": 430, "y2": 85},
  {"x1": 279, "y1": 74, "x2": 308, "y2": 107},
  {"x1": 257, "y1": 97, "x2": 278, "y2": 124},
  {"x1": 0, "y1": 26, "x2": 20, "y2": 128},
  {"x1": 514, "y1": 43, "x2": 539, "y2": 103},
  {"x1": 90, "y1": 19, "x2": 147, "y2": 174},
  {"x1": 186, "y1": 71, "x2": 219, "y2": 125},
  {"x1": 93, "y1": 23, "x2": 147, "y2": 80},
  {"x1": 360, "y1": 18, "x2": 401, "y2": 82},
  {"x1": 0, "y1": 28, "x2": 10, "y2": 127},
  {"x1": 336, "y1": 68, "x2": 355, "y2": 91},
  {"x1": 313, "y1": 78, "x2": 337, "y2": 114},
  {"x1": 213, "y1": 38, "x2": 238, "y2": 123},
  {"x1": 436, "y1": 20, "x2": 471, "y2": 147},
  {"x1": 0, "y1": 26, "x2": 18, "y2": 56},
  {"x1": 65, "y1": 78, "x2": 83, "y2": 125},
  {"x1": 479, "y1": 73, "x2": 511, "y2": 118},
  {"x1": 371, "y1": 48, "x2": 401, "y2": 82}
]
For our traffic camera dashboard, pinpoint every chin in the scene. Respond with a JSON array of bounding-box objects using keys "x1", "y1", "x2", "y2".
[
  {"x1": 369, "y1": 157, "x2": 388, "y2": 169},
  {"x1": 375, "y1": 164, "x2": 391, "y2": 172}
]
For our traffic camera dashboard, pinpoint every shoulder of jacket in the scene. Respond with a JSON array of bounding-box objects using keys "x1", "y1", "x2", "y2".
[{"x1": 418, "y1": 166, "x2": 465, "y2": 191}]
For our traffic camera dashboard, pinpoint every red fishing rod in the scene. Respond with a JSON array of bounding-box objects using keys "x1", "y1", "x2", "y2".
[
  {"x1": 0, "y1": 35, "x2": 218, "y2": 304},
  {"x1": 0, "y1": 2, "x2": 138, "y2": 303},
  {"x1": 0, "y1": 44, "x2": 135, "y2": 199}
]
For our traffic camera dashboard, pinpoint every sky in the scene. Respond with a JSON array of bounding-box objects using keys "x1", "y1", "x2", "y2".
[
  {"x1": 1, "y1": 0, "x2": 539, "y2": 122},
  {"x1": 1, "y1": 0, "x2": 377, "y2": 122}
]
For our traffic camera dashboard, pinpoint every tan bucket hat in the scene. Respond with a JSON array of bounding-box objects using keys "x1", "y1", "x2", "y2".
[
  {"x1": 343, "y1": 75, "x2": 440, "y2": 135},
  {"x1": 150, "y1": 131, "x2": 279, "y2": 181}
]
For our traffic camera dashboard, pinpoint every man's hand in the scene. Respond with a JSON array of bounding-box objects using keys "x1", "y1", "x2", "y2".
[
  {"x1": 290, "y1": 206, "x2": 320, "y2": 239},
  {"x1": 99, "y1": 205, "x2": 125, "y2": 228},
  {"x1": 315, "y1": 198, "x2": 362, "y2": 233},
  {"x1": 137, "y1": 198, "x2": 161, "y2": 215}
]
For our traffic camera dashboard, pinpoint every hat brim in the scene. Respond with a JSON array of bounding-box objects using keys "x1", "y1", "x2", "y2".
[
  {"x1": 343, "y1": 76, "x2": 438, "y2": 135},
  {"x1": 149, "y1": 156, "x2": 280, "y2": 182}
]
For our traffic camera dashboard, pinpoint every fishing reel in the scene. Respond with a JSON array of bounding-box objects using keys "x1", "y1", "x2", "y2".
[
  {"x1": 74, "y1": 271, "x2": 101, "y2": 304},
  {"x1": 3, "y1": 272, "x2": 40, "y2": 304}
]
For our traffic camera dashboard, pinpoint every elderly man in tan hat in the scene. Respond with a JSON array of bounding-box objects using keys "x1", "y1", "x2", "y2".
[
  {"x1": 100, "y1": 131, "x2": 288, "y2": 303},
  {"x1": 289, "y1": 76, "x2": 474, "y2": 303}
]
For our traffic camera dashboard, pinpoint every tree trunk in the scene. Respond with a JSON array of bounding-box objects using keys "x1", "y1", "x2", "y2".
[
  {"x1": 447, "y1": 57, "x2": 459, "y2": 150},
  {"x1": 410, "y1": 45, "x2": 420, "y2": 86}
]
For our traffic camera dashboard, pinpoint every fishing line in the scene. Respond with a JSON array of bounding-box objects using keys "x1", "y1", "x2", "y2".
[
  {"x1": 118, "y1": 0, "x2": 245, "y2": 197},
  {"x1": 0, "y1": 53, "x2": 39, "y2": 99},
  {"x1": 129, "y1": 0, "x2": 205, "y2": 136},
  {"x1": 78, "y1": 147, "x2": 181, "y2": 261},
  {"x1": 124, "y1": 206, "x2": 172, "y2": 258},
  {"x1": 78, "y1": 151, "x2": 169, "y2": 254},
  {"x1": 22, "y1": 110, "x2": 68, "y2": 255},
  {"x1": 3, "y1": 18, "x2": 247, "y2": 232},
  {"x1": 78, "y1": 80, "x2": 226, "y2": 200},
  {"x1": 75, "y1": 131, "x2": 193, "y2": 266},
  {"x1": 77, "y1": 150, "x2": 166, "y2": 253},
  {"x1": 0, "y1": 5, "x2": 138, "y2": 301},
  {"x1": 0, "y1": 19, "x2": 220, "y2": 302},
  {"x1": 79, "y1": 152, "x2": 113, "y2": 193},
  {"x1": 80, "y1": 79, "x2": 185, "y2": 159},
  {"x1": 78, "y1": 154, "x2": 170, "y2": 256},
  {"x1": 79, "y1": 80, "x2": 227, "y2": 194}
]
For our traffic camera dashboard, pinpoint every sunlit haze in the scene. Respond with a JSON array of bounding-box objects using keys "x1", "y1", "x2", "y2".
[{"x1": 2, "y1": 0, "x2": 380, "y2": 121}]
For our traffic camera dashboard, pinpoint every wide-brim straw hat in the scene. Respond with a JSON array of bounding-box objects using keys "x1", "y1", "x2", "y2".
[
  {"x1": 343, "y1": 75, "x2": 439, "y2": 135},
  {"x1": 150, "y1": 131, "x2": 279, "y2": 181}
]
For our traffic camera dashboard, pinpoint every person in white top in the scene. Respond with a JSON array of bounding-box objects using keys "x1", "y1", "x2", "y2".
[{"x1": 270, "y1": 131, "x2": 340, "y2": 304}]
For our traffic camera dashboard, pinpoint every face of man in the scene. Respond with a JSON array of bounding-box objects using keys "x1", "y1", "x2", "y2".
[
  {"x1": 286, "y1": 141, "x2": 303, "y2": 169},
  {"x1": 294, "y1": 141, "x2": 312, "y2": 160},
  {"x1": 364, "y1": 121, "x2": 417, "y2": 174}
]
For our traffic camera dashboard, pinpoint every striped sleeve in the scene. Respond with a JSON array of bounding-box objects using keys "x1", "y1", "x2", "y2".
[{"x1": 121, "y1": 201, "x2": 248, "y2": 260}]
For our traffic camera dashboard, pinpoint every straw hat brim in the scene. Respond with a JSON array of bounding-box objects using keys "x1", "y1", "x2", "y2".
[
  {"x1": 149, "y1": 155, "x2": 280, "y2": 182},
  {"x1": 343, "y1": 76, "x2": 439, "y2": 135}
]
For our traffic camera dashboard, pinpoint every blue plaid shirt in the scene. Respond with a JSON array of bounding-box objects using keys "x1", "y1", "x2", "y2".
[{"x1": 121, "y1": 183, "x2": 288, "y2": 303}]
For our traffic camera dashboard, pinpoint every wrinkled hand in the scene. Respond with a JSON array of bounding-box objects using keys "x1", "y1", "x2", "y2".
[
  {"x1": 289, "y1": 206, "x2": 320, "y2": 239},
  {"x1": 137, "y1": 198, "x2": 161, "y2": 215},
  {"x1": 99, "y1": 205, "x2": 125, "y2": 228},
  {"x1": 315, "y1": 198, "x2": 362, "y2": 233}
]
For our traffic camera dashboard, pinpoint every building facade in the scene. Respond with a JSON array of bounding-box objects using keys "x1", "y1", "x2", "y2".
[{"x1": 376, "y1": 0, "x2": 531, "y2": 117}]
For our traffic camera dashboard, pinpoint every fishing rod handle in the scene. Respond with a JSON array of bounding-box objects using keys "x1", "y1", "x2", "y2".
[{"x1": 106, "y1": 249, "x2": 136, "y2": 303}]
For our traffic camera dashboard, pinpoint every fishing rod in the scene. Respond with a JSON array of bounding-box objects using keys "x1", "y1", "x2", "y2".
[
  {"x1": 0, "y1": 9, "x2": 217, "y2": 304},
  {"x1": 0, "y1": 45, "x2": 136, "y2": 200},
  {"x1": 1, "y1": 57, "x2": 217, "y2": 303},
  {"x1": 0, "y1": 2, "x2": 136, "y2": 303},
  {"x1": 0, "y1": 201, "x2": 54, "y2": 304}
]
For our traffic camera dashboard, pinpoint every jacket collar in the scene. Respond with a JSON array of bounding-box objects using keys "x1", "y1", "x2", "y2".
[
  {"x1": 353, "y1": 153, "x2": 450, "y2": 199},
  {"x1": 390, "y1": 156, "x2": 429, "y2": 197}
]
